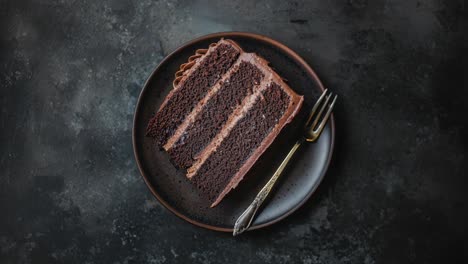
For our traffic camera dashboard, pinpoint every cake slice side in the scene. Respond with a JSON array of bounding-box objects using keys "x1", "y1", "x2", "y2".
[{"x1": 166, "y1": 55, "x2": 265, "y2": 170}]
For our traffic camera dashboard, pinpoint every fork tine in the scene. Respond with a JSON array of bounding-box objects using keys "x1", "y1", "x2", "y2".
[
  {"x1": 314, "y1": 95, "x2": 337, "y2": 135},
  {"x1": 310, "y1": 93, "x2": 332, "y2": 130},
  {"x1": 305, "y1": 89, "x2": 328, "y2": 127}
]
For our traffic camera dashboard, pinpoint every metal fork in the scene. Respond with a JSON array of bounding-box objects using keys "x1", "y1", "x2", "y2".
[{"x1": 233, "y1": 89, "x2": 337, "y2": 236}]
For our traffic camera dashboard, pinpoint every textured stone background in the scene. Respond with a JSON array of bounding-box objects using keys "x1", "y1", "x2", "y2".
[{"x1": 1, "y1": 0, "x2": 467, "y2": 263}]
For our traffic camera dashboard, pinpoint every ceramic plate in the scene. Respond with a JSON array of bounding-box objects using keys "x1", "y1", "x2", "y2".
[{"x1": 133, "y1": 32, "x2": 335, "y2": 232}]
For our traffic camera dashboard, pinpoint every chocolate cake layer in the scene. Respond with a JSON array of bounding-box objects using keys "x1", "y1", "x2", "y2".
[
  {"x1": 191, "y1": 83, "x2": 290, "y2": 204},
  {"x1": 167, "y1": 61, "x2": 265, "y2": 169},
  {"x1": 146, "y1": 43, "x2": 240, "y2": 146}
]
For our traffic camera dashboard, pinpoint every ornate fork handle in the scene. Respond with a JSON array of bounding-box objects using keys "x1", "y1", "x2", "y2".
[{"x1": 233, "y1": 139, "x2": 303, "y2": 236}]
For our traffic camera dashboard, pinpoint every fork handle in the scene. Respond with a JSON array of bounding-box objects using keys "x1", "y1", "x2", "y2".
[{"x1": 233, "y1": 139, "x2": 303, "y2": 236}]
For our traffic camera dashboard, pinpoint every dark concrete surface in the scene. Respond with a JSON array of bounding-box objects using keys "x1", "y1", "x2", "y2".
[{"x1": 1, "y1": 0, "x2": 467, "y2": 263}]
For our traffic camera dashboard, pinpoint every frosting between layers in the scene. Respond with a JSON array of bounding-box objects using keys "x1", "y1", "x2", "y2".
[
  {"x1": 210, "y1": 66, "x2": 303, "y2": 206},
  {"x1": 212, "y1": 81, "x2": 302, "y2": 207},
  {"x1": 163, "y1": 52, "x2": 256, "y2": 152},
  {"x1": 187, "y1": 54, "x2": 274, "y2": 178}
]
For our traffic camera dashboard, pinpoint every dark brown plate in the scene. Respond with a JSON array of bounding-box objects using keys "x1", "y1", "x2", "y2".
[{"x1": 132, "y1": 32, "x2": 335, "y2": 232}]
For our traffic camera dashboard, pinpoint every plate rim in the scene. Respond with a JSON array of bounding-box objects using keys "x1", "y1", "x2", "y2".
[{"x1": 132, "y1": 31, "x2": 335, "y2": 232}]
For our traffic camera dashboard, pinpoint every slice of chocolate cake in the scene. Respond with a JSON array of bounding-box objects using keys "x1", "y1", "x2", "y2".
[{"x1": 147, "y1": 39, "x2": 303, "y2": 207}]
